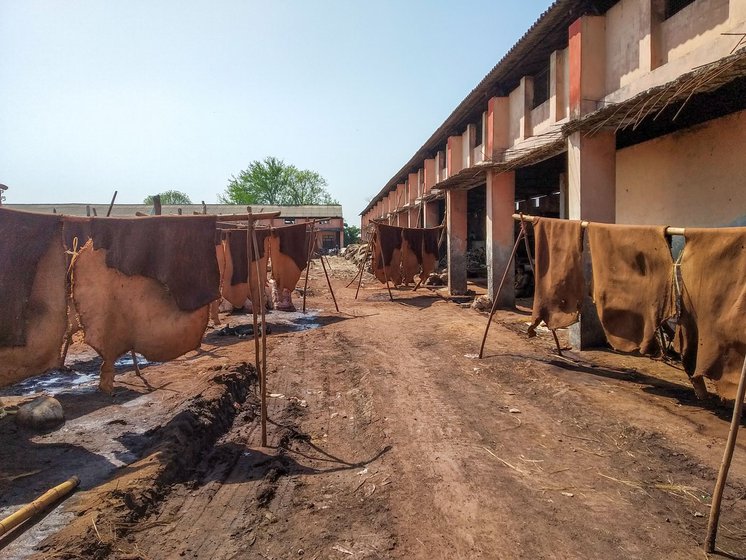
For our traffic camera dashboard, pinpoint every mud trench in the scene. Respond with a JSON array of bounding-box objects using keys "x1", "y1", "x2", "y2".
[{"x1": 4, "y1": 257, "x2": 746, "y2": 559}]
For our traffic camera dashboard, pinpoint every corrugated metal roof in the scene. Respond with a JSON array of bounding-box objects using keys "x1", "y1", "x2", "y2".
[
  {"x1": 4, "y1": 203, "x2": 343, "y2": 218},
  {"x1": 360, "y1": 0, "x2": 617, "y2": 216}
]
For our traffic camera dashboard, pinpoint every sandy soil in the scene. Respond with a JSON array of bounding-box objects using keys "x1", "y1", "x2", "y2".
[{"x1": 2, "y1": 256, "x2": 746, "y2": 559}]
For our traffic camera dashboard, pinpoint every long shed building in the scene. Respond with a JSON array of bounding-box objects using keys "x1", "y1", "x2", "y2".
[{"x1": 360, "y1": 0, "x2": 746, "y2": 347}]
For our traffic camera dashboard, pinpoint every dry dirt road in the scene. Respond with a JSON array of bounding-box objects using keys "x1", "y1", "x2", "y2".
[{"x1": 3, "y1": 256, "x2": 746, "y2": 559}]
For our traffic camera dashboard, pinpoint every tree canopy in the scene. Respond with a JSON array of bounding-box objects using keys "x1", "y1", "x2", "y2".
[
  {"x1": 220, "y1": 157, "x2": 337, "y2": 206},
  {"x1": 344, "y1": 223, "x2": 361, "y2": 245},
  {"x1": 144, "y1": 190, "x2": 192, "y2": 205}
]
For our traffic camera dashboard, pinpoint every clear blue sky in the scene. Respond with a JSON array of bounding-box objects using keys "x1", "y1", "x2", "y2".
[{"x1": 0, "y1": 1, "x2": 552, "y2": 222}]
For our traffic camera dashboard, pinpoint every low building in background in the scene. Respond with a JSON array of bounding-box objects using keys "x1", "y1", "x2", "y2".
[{"x1": 7, "y1": 203, "x2": 346, "y2": 250}]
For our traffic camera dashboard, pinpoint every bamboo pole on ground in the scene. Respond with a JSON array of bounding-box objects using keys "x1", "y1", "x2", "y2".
[
  {"x1": 478, "y1": 223, "x2": 526, "y2": 359},
  {"x1": 105, "y1": 191, "x2": 118, "y2": 217},
  {"x1": 705, "y1": 354, "x2": 746, "y2": 552},
  {"x1": 249, "y1": 213, "x2": 268, "y2": 448},
  {"x1": 0, "y1": 476, "x2": 80, "y2": 538}
]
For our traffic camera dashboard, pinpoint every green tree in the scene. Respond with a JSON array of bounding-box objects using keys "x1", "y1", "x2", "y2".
[
  {"x1": 221, "y1": 157, "x2": 337, "y2": 205},
  {"x1": 344, "y1": 223, "x2": 361, "y2": 245},
  {"x1": 285, "y1": 169, "x2": 337, "y2": 205},
  {"x1": 144, "y1": 190, "x2": 192, "y2": 205}
]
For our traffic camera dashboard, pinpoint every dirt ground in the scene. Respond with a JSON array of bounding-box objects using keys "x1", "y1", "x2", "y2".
[{"x1": 3, "y1": 256, "x2": 746, "y2": 559}]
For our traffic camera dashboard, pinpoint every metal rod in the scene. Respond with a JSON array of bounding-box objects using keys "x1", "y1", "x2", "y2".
[
  {"x1": 247, "y1": 215, "x2": 261, "y2": 416},
  {"x1": 512, "y1": 213, "x2": 686, "y2": 236},
  {"x1": 249, "y1": 215, "x2": 268, "y2": 448},
  {"x1": 355, "y1": 238, "x2": 373, "y2": 300},
  {"x1": 478, "y1": 225, "x2": 526, "y2": 359},
  {"x1": 320, "y1": 253, "x2": 340, "y2": 313},
  {"x1": 302, "y1": 223, "x2": 316, "y2": 314},
  {"x1": 105, "y1": 190, "x2": 118, "y2": 217},
  {"x1": 705, "y1": 354, "x2": 746, "y2": 552}
]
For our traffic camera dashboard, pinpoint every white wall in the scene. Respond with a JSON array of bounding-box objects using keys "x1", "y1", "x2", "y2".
[{"x1": 616, "y1": 109, "x2": 746, "y2": 227}]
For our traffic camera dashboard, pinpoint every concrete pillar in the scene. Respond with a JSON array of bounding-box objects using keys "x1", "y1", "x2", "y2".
[
  {"x1": 567, "y1": 14, "x2": 612, "y2": 350},
  {"x1": 486, "y1": 170, "x2": 516, "y2": 307},
  {"x1": 447, "y1": 189, "x2": 468, "y2": 295},
  {"x1": 339, "y1": 229, "x2": 344, "y2": 249},
  {"x1": 407, "y1": 172, "x2": 419, "y2": 227},
  {"x1": 424, "y1": 159, "x2": 436, "y2": 191},
  {"x1": 549, "y1": 50, "x2": 567, "y2": 123},
  {"x1": 447, "y1": 136, "x2": 463, "y2": 177},
  {"x1": 424, "y1": 200, "x2": 439, "y2": 229},
  {"x1": 486, "y1": 96, "x2": 510, "y2": 160},
  {"x1": 567, "y1": 131, "x2": 616, "y2": 349},
  {"x1": 436, "y1": 150, "x2": 447, "y2": 182}
]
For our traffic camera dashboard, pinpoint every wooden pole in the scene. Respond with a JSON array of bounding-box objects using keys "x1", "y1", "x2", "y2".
[
  {"x1": 512, "y1": 213, "x2": 686, "y2": 236},
  {"x1": 705, "y1": 354, "x2": 746, "y2": 552},
  {"x1": 250, "y1": 216, "x2": 268, "y2": 448},
  {"x1": 320, "y1": 254, "x2": 340, "y2": 313},
  {"x1": 0, "y1": 476, "x2": 80, "y2": 538},
  {"x1": 247, "y1": 215, "x2": 261, "y2": 406},
  {"x1": 153, "y1": 195, "x2": 162, "y2": 216},
  {"x1": 106, "y1": 190, "x2": 118, "y2": 217},
  {"x1": 478, "y1": 225, "x2": 525, "y2": 359},
  {"x1": 355, "y1": 237, "x2": 374, "y2": 300},
  {"x1": 302, "y1": 223, "x2": 316, "y2": 314}
]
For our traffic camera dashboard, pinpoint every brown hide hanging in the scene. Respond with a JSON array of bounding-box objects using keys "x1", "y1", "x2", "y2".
[
  {"x1": 274, "y1": 223, "x2": 310, "y2": 270},
  {"x1": 62, "y1": 216, "x2": 92, "y2": 253},
  {"x1": 221, "y1": 228, "x2": 270, "y2": 308},
  {"x1": 0, "y1": 208, "x2": 64, "y2": 347},
  {"x1": 677, "y1": 227, "x2": 746, "y2": 400},
  {"x1": 375, "y1": 223, "x2": 403, "y2": 285},
  {"x1": 371, "y1": 230, "x2": 387, "y2": 283},
  {"x1": 587, "y1": 223, "x2": 674, "y2": 355},
  {"x1": 400, "y1": 228, "x2": 424, "y2": 285},
  {"x1": 270, "y1": 224, "x2": 310, "y2": 306},
  {"x1": 226, "y1": 228, "x2": 270, "y2": 285},
  {"x1": 420, "y1": 227, "x2": 440, "y2": 283},
  {"x1": 529, "y1": 218, "x2": 585, "y2": 334},
  {"x1": 90, "y1": 215, "x2": 220, "y2": 311},
  {"x1": 72, "y1": 243, "x2": 210, "y2": 394}
]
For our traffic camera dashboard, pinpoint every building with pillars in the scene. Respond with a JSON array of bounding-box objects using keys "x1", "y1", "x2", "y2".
[{"x1": 360, "y1": 0, "x2": 746, "y2": 347}]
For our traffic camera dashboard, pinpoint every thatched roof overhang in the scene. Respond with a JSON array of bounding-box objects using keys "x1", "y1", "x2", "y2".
[{"x1": 562, "y1": 47, "x2": 746, "y2": 136}]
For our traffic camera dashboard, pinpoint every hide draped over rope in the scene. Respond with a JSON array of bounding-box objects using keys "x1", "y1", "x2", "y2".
[
  {"x1": 677, "y1": 227, "x2": 746, "y2": 400},
  {"x1": 0, "y1": 208, "x2": 67, "y2": 387},
  {"x1": 528, "y1": 217, "x2": 585, "y2": 335},
  {"x1": 587, "y1": 223, "x2": 675, "y2": 356}
]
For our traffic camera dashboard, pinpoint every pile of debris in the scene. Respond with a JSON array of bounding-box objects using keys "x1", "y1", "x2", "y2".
[{"x1": 341, "y1": 243, "x2": 370, "y2": 267}]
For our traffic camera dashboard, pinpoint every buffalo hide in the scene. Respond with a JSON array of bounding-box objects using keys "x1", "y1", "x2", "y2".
[
  {"x1": 587, "y1": 223, "x2": 674, "y2": 355},
  {"x1": 677, "y1": 227, "x2": 746, "y2": 400},
  {"x1": 222, "y1": 229, "x2": 270, "y2": 309},
  {"x1": 270, "y1": 223, "x2": 310, "y2": 311},
  {"x1": 0, "y1": 218, "x2": 67, "y2": 387},
  {"x1": 529, "y1": 218, "x2": 585, "y2": 335},
  {"x1": 72, "y1": 244, "x2": 210, "y2": 394}
]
